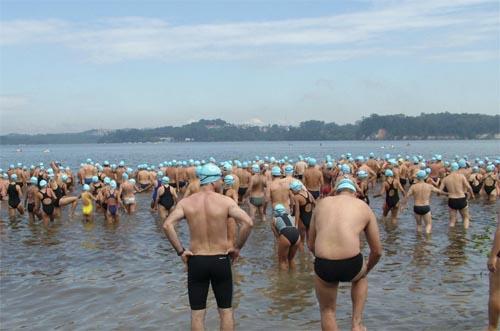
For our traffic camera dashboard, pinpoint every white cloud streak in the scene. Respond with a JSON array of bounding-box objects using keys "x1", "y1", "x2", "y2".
[{"x1": 0, "y1": 0, "x2": 498, "y2": 63}]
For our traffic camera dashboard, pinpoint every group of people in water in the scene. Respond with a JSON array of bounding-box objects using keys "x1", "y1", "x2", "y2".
[{"x1": 1, "y1": 152, "x2": 499, "y2": 330}]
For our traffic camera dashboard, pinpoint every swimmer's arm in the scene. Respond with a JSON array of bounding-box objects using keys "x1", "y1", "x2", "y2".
[
  {"x1": 154, "y1": 187, "x2": 162, "y2": 207},
  {"x1": 293, "y1": 196, "x2": 300, "y2": 222},
  {"x1": 431, "y1": 186, "x2": 447, "y2": 196},
  {"x1": 463, "y1": 176, "x2": 475, "y2": 199},
  {"x1": 163, "y1": 203, "x2": 186, "y2": 255},
  {"x1": 270, "y1": 222, "x2": 279, "y2": 239},
  {"x1": 307, "y1": 211, "x2": 316, "y2": 255},
  {"x1": 16, "y1": 185, "x2": 23, "y2": 201},
  {"x1": 488, "y1": 218, "x2": 500, "y2": 272},
  {"x1": 171, "y1": 187, "x2": 178, "y2": 203},
  {"x1": 397, "y1": 182, "x2": 406, "y2": 198},
  {"x1": 228, "y1": 203, "x2": 254, "y2": 250},
  {"x1": 364, "y1": 210, "x2": 382, "y2": 273}
]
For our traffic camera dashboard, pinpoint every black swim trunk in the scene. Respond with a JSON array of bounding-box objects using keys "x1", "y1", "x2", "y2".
[
  {"x1": 8, "y1": 198, "x2": 20, "y2": 209},
  {"x1": 314, "y1": 253, "x2": 363, "y2": 283},
  {"x1": 295, "y1": 174, "x2": 303, "y2": 181},
  {"x1": 280, "y1": 227, "x2": 300, "y2": 246},
  {"x1": 238, "y1": 187, "x2": 248, "y2": 197},
  {"x1": 187, "y1": 255, "x2": 233, "y2": 310},
  {"x1": 28, "y1": 203, "x2": 35, "y2": 213},
  {"x1": 448, "y1": 197, "x2": 467, "y2": 210},
  {"x1": 413, "y1": 205, "x2": 430, "y2": 215},
  {"x1": 178, "y1": 181, "x2": 187, "y2": 188},
  {"x1": 309, "y1": 190, "x2": 320, "y2": 199},
  {"x1": 399, "y1": 178, "x2": 407, "y2": 186}
]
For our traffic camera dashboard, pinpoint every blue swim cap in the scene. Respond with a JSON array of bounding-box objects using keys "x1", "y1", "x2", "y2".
[
  {"x1": 122, "y1": 173, "x2": 129, "y2": 180},
  {"x1": 30, "y1": 177, "x2": 38, "y2": 185},
  {"x1": 271, "y1": 166, "x2": 282, "y2": 177},
  {"x1": 47, "y1": 168, "x2": 54, "y2": 174},
  {"x1": 62, "y1": 174, "x2": 68, "y2": 182},
  {"x1": 110, "y1": 180, "x2": 117, "y2": 189},
  {"x1": 104, "y1": 177, "x2": 111, "y2": 185},
  {"x1": 223, "y1": 163, "x2": 233, "y2": 172},
  {"x1": 157, "y1": 171, "x2": 163, "y2": 178},
  {"x1": 9, "y1": 164, "x2": 14, "y2": 169},
  {"x1": 103, "y1": 160, "x2": 110, "y2": 166},
  {"x1": 198, "y1": 163, "x2": 222, "y2": 185},
  {"x1": 39, "y1": 180, "x2": 47, "y2": 188},
  {"x1": 326, "y1": 162, "x2": 333, "y2": 169},
  {"x1": 357, "y1": 170, "x2": 368, "y2": 179},
  {"x1": 385, "y1": 169, "x2": 394, "y2": 177},
  {"x1": 369, "y1": 152, "x2": 375, "y2": 158},
  {"x1": 436, "y1": 155, "x2": 442, "y2": 161},
  {"x1": 161, "y1": 176, "x2": 170, "y2": 184},
  {"x1": 10, "y1": 174, "x2": 17, "y2": 181},
  {"x1": 336, "y1": 178, "x2": 356, "y2": 193},
  {"x1": 274, "y1": 204, "x2": 286, "y2": 216},
  {"x1": 356, "y1": 156, "x2": 364, "y2": 162},
  {"x1": 472, "y1": 166, "x2": 479, "y2": 173},
  {"x1": 129, "y1": 179, "x2": 136, "y2": 185},
  {"x1": 425, "y1": 168, "x2": 431, "y2": 174},
  {"x1": 487, "y1": 165, "x2": 495, "y2": 172},
  {"x1": 92, "y1": 176, "x2": 99, "y2": 183},
  {"x1": 458, "y1": 159, "x2": 467, "y2": 169},
  {"x1": 2, "y1": 173, "x2": 8, "y2": 179},
  {"x1": 252, "y1": 164, "x2": 261, "y2": 174},
  {"x1": 290, "y1": 180, "x2": 302, "y2": 192},
  {"x1": 83, "y1": 184, "x2": 90, "y2": 191},
  {"x1": 341, "y1": 164, "x2": 351, "y2": 174},
  {"x1": 224, "y1": 175, "x2": 235, "y2": 186},
  {"x1": 416, "y1": 170, "x2": 427, "y2": 180},
  {"x1": 86, "y1": 158, "x2": 92, "y2": 164},
  {"x1": 209, "y1": 157, "x2": 216, "y2": 163},
  {"x1": 308, "y1": 158, "x2": 317, "y2": 166},
  {"x1": 450, "y1": 162, "x2": 459, "y2": 171},
  {"x1": 284, "y1": 164, "x2": 293, "y2": 174}
]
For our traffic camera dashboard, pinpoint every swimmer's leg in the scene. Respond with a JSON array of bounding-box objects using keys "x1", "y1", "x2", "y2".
[
  {"x1": 489, "y1": 259, "x2": 500, "y2": 331},
  {"x1": 459, "y1": 206, "x2": 470, "y2": 229},
  {"x1": 297, "y1": 221, "x2": 306, "y2": 252},
  {"x1": 248, "y1": 204, "x2": 257, "y2": 221},
  {"x1": 191, "y1": 309, "x2": 207, "y2": 331},
  {"x1": 424, "y1": 212, "x2": 432, "y2": 234},
  {"x1": 315, "y1": 275, "x2": 339, "y2": 331},
  {"x1": 351, "y1": 276, "x2": 368, "y2": 331},
  {"x1": 16, "y1": 204, "x2": 24, "y2": 215},
  {"x1": 288, "y1": 239, "x2": 300, "y2": 269},
  {"x1": 414, "y1": 213, "x2": 422, "y2": 232},
  {"x1": 277, "y1": 235, "x2": 290, "y2": 270},
  {"x1": 129, "y1": 203, "x2": 136, "y2": 214},
  {"x1": 448, "y1": 208, "x2": 457, "y2": 227},
  {"x1": 390, "y1": 205, "x2": 399, "y2": 225},
  {"x1": 218, "y1": 308, "x2": 234, "y2": 331}
]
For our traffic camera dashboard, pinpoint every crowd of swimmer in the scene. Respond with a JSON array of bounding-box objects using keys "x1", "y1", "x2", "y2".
[{"x1": 1, "y1": 153, "x2": 498, "y2": 238}]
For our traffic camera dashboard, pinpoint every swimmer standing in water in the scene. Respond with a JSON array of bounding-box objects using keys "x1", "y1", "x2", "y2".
[
  {"x1": 271, "y1": 204, "x2": 300, "y2": 270},
  {"x1": 81, "y1": 184, "x2": 96, "y2": 222}
]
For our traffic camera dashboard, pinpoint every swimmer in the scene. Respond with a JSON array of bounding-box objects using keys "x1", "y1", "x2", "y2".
[
  {"x1": 268, "y1": 166, "x2": 294, "y2": 212},
  {"x1": 303, "y1": 158, "x2": 323, "y2": 200},
  {"x1": 37, "y1": 180, "x2": 56, "y2": 226},
  {"x1": 25, "y1": 177, "x2": 42, "y2": 222},
  {"x1": 356, "y1": 170, "x2": 370, "y2": 205},
  {"x1": 290, "y1": 180, "x2": 315, "y2": 251},
  {"x1": 308, "y1": 178, "x2": 382, "y2": 331},
  {"x1": 245, "y1": 164, "x2": 267, "y2": 220},
  {"x1": 155, "y1": 177, "x2": 178, "y2": 221},
  {"x1": 468, "y1": 166, "x2": 483, "y2": 196},
  {"x1": 235, "y1": 162, "x2": 251, "y2": 204},
  {"x1": 120, "y1": 175, "x2": 137, "y2": 214},
  {"x1": 81, "y1": 184, "x2": 96, "y2": 222},
  {"x1": 440, "y1": 162, "x2": 475, "y2": 229},
  {"x1": 321, "y1": 162, "x2": 334, "y2": 197},
  {"x1": 162, "y1": 163, "x2": 253, "y2": 331},
  {"x1": 271, "y1": 204, "x2": 300, "y2": 270},
  {"x1": 482, "y1": 165, "x2": 498, "y2": 202},
  {"x1": 7, "y1": 174, "x2": 24, "y2": 217},
  {"x1": 401, "y1": 170, "x2": 448, "y2": 234},
  {"x1": 104, "y1": 180, "x2": 121, "y2": 223},
  {"x1": 294, "y1": 156, "x2": 307, "y2": 180},
  {"x1": 49, "y1": 174, "x2": 79, "y2": 218},
  {"x1": 374, "y1": 169, "x2": 406, "y2": 224},
  {"x1": 223, "y1": 175, "x2": 238, "y2": 248},
  {"x1": 137, "y1": 165, "x2": 153, "y2": 192}
]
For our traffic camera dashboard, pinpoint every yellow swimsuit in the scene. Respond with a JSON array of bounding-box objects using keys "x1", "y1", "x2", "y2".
[{"x1": 82, "y1": 194, "x2": 93, "y2": 215}]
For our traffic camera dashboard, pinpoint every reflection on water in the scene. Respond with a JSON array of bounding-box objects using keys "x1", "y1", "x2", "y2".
[{"x1": 0, "y1": 141, "x2": 498, "y2": 330}]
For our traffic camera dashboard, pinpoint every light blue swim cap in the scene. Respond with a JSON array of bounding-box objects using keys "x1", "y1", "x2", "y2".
[
  {"x1": 252, "y1": 164, "x2": 261, "y2": 174},
  {"x1": 487, "y1": 165, "x2": 495, "y2": 172},
  {"x1": 129, "y1": 179, "x2": 136, "y2": 185},
  {"x1": 122, "y1": 173, "x2": 129, "y2": 180},
  {"x1": 450, "y1": 162, "x2": 459, "y2": 171},
  {"x1": 271, "y1": 166, "x2": 282, "y2": 177},
  {"x1": 157, "y1": 171, "x2": 163, "y2": 177},
  {"x1": 472, "y1": 166, "x2": 479, "y2": 173},
  {"x1": 308, "y1": 158, "x2": 317, "y2": 166},
  {"x1": 369, "y1": 152, "x2": 375, "y2": 158},
  {"x1": 2, "y1": 173, "x2": 8, "y2": 179},
  {"x1": 425, "y1": 168, "x2": 431, "y2": 174},
  {"x1": 47, "y1": 168, "x2": 54, "y2": 174},
  {"x1": 209, "y1": 157, "x2": 216, "y2": 163},
  {"x1": 17, "y1": 162, "x2": 23, "y2": 168},
  {"x1": 30, "y1": 177, "x2": 38, "y2": 185},
  {"x1": 92, "y1": 176, "x2": 99, "y2": 183},
  {"x1": 161, "y1": 176, "x2": 170, "y2": 184},
  {"x1": 284, "y1": 164, "x2": 293, "y2": 174},
  {"x1": 194, "y1": 160, "x2": 201, "y2": 166},
  {"x1": 436, "y1": 155, "x2": 442, "y2": 161},
  {"x1": 10, "y1": 174, "x2": 17, "y2": 181},
  {"x1": 385, "y1": 169, "x2": 394, "y2": 177},
  {"x1": 83, "y1": 184, "x2": 90, "y2": 191},
  {"x1": 110, "y1": 180, "x2": 117, "y2": 189},
  {"x1": 242, "y1": 161, "x2": 249, "y2": 168},
  {"x1": 62, "y1": 174, "x2": 68, "y2": 182},
  {"x1": 458, "y1": 159, "x2": 467, "y2": 169},
  {"x1": 326, "y1": 162, "x2": 333, "y2": 169},
  {"x1": 224, "y1": 175, "x2": 235, "y2": 186},
  {"x1": 356, "y1": 156, "x2": 364, "y2": 162},
  {"x1": 104, "y1": 177, "x2": 111, "y2": 185},
  {"x1": 341, "y1": 164, "x2": 351, "y2": 174},
  {"x1": 416, "y1": 170, "x2": 427, "y2": 180},
  {"x1": 86, "y1": 158, "x2": 92, "y2": 164},
  {"x1": 357, "y1": 170, "x2": 368, "y2": 179},
  {"x1": 290, "y1": 180, "x2": 302, "y2": 192},
  {"x1": 223, "y1": 163, "x2": 233, "y2": 172},
  {"x1": 198, "y1": 163, "x2": 222, "y2": 186},
  {"x1": 336, "y1": 178, "x2": 356, "y2": 193},
  {"x1": 103, "y1": 160, "x2": 110, "y2": 166},
  {"x1": 39, "y1": 180, "x2": 47, "y2": 187},
  {"x1": 274, "y1": 204, "x2": 286, "y2": 216}
]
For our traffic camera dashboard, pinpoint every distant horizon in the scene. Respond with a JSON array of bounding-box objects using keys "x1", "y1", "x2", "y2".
[
  {"x1": 1, "y1": 0, "x2": 498, "y2": 134},
  {"x1": 1, "y1": 111, "x2": 498, "y2": 136}
]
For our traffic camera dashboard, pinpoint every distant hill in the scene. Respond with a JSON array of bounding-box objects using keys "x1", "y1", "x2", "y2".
[{"x1": 1, "y1": 113, "x2": 498, "y2": 145}]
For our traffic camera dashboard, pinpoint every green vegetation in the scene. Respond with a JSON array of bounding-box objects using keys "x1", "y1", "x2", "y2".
[{"x1": 1, "y1": 113, "x2": 498, "y2": 145}]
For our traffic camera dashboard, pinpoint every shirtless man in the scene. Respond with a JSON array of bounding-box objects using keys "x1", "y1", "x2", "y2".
[
  {"x1": 321, "y1": 162, "x2": 334, "y2": 197},
  {"x1": 294, "y1": 156, "x2": 307, "y2": 180},
  {"x1": 82, "y1": 159, "x2": 97, "y2": 185},
  {"x1": 268, "y1": 166, "x2": 294, "y2": 212},
  {"x1": 440, "y1": 162, "x2": 475, "y2": 229},
  {"x1": 223, "y1": 175, "x2": 238, "y2": 248},
  {"x1": 25, "y1": 177, "x2": 41, "y2": 222},
  {"x1": 137, "y1": 165, "x2": 153, "y2": 192},
  {"x1": 177, "y1": 163, "x2": 189, "y2": 195},
  {"x1": 236, "y1": 162, "x2": 251, "y2": 204},
  {"x1": 366, "y1": 153, "x2": 380, "y2": 189},
  {"x1": 166, "y1": 163, "x2": 179, "y2": 192},
  {"x1": 401, "y1": 170, "x2": 447, "y2": 234},
  {"x1": 308, "y1": 178, "x2": 382, "y2": 331},
  {"x1": 303, "y1": 158, "x2": 323, "y2": 200},
  {"x1": 245, "y1": 164, "x2": 267, "y2": 220},
  {"x1": 102, "y1": 161, "x2": 115, "y2": 180},
  {"x1": 162, "y1": 163, "x2": 253, "y2": 331},
  {"x1": 487, "y1": 211, "x2": 500, "y2": 331},
  {"x1": 429, "y1": 155, "x2": 444, "y2": 187},
  {"x1": 120, "y1": 177, "x2": 137, "y2": 214},
  {"x1": 115, "y1": 161, "x2": 127, "y2": 187}
]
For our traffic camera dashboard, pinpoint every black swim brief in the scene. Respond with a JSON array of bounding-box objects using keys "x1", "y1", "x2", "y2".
[
  {"x1": 413, "y1": 205, "x2": 430, "y2": 215},
  {"x1": 280, "y1": 227, "x2": 300, "y2": 246},
  {"x1": 187, "y1": 255, "x2": 233, "y2": 310},
  {"x1": 314, "y1": 253, "x2": 363, "y2": 283},
  {"x1": 448, "y1": 197, "x2": 467, "y2": 210},
  {"x1": 238, "y1": 187, "x2": 248, "y2": 197},
  {"x1": 309, "y1": 190, "x2": 320, "y2": 200}
]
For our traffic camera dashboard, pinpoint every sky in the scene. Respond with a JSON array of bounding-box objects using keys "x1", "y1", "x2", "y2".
[{"x1": 0, "y1": 0, "x2": 499, "y2": 134}]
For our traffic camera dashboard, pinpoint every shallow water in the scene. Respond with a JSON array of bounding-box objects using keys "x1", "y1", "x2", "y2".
[{"x1": 0, "y1": 141, "x2": 499, "y2": 330}]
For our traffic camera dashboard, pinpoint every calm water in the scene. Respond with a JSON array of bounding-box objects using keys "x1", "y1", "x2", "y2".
[{"x1": 0, "y1": 141, "x2": 499, "y2": 330}]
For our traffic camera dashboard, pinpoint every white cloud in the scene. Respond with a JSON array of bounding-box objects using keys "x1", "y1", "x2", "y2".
[
  {"x1": 0, "y1": 0, "x2": 498, "y2": 63},
  {"x1": 0, "y1": 95, "x2": 29, "y2": 112}
]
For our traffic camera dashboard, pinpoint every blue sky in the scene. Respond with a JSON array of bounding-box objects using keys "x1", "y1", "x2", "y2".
[{"x1": 0, "y1": 0, "x2": 498, "y2": 134}]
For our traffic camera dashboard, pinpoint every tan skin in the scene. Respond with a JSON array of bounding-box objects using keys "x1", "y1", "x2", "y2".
[
  {"x1": 154, "y1": 183, "x2": 178, "y2": 221},
  {"x1": 104, "y1": 187, "x2": 121, "y2": 223},
  {"x1": 136, "y1": 170, "x2": 153, "y2": 192},
  {"x1": 304, "y1": 166, "x2": 323, "y2": 194},
  {"x1": 440, "y1": 172, "x2": 475, "y2": 228},
  {"x1": 374, "y1": 176, "x2": 406, "y2": 225},
  {"x1": 165, "y1": 167, "x2": 179, "y2": 190},
  {"x1": 163, "y1": 182, "x2": 253, "y2": 331},
  {"x1": 236, "y1": 168, "x2": 251, "y2": 204},
  {"x1": 37, "y1": 187, "x2": 56, "y2": 226},
  {"x1": 487, "y1": 210, "x2": 500, "y2": 331},
  {"x1": 308, "y1": 191, "x2": 382, "y2": 331},
  {"x1": 244, "y1": 173, "x2": 267, "y2": 220},
  {"x1": 271, "y1": 212, "x2": 300, "y2": 270},
  {"x1": 482, "y1": 172, "x2": 498, "y2": 202},
  {"x1": 269, "y1": 177, "x2": 294, "y2": 212},
  {"x1": 224, "y1": 184, "x2": 238, "y2": 248},
  {"x1": 49, "y1": 179, "x2": 79, "y2": 218},
  {"x1": 184, "y1": 178, "x2": 200, "y2": 198},
  {"x1": 7, "y1": 180, "x2": 24, "y2": 217},
  {"x1": 292, "y1": 189, "x2": 315, "y2": 251},
  {"x1": 401, "y1": 180, "x2": 447, "y2": 234},
  {"x1": 25, "y1": 183, "x2": 42, "y2": 222},
  {"x1": 119, "y1": 180, "x2": 137, "y2": 214}
]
